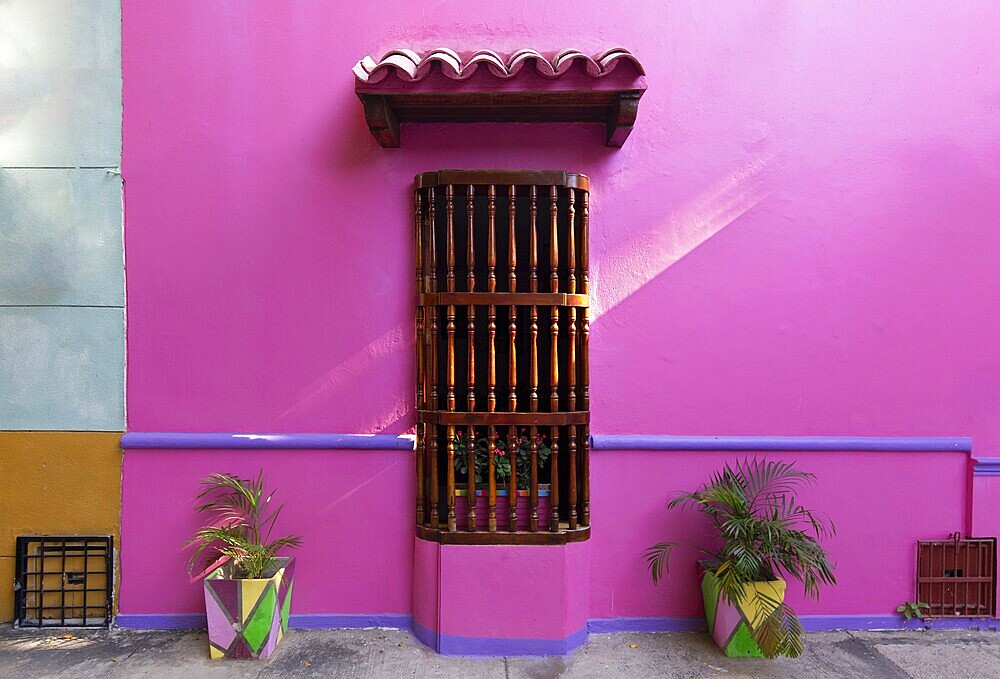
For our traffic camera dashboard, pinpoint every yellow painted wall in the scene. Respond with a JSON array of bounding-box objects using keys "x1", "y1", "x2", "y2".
[{"x1": 0, "y1": 432, "x2": 122, "y2": 622}]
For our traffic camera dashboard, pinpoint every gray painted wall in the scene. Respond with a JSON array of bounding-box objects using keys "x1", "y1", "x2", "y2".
[{"x1": 0, "y1": 0, "x2": 123, "y2": 430}]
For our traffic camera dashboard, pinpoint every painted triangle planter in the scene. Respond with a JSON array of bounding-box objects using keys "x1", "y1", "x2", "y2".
[
  {"x1": 701, "y1": 570, "x2": 786, "y2": 658},
  {"x1": 203, "y1": 556, "x2": 294, "y2": 660}
]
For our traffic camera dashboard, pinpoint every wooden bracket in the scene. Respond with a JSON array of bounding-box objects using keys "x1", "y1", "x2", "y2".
[
  {"x1": 360, "y1": 94, "x2": 399, "y2": 148},
  {"x1": 606, "y1": 92, "x2": 641, "y2": 147}
]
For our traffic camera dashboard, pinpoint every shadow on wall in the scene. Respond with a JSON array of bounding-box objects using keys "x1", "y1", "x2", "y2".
[{"x1": 274, "y1": 133, "x2": 776, "y2": 435}]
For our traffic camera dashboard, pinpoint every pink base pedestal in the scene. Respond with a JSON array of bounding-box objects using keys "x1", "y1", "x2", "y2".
[{"x1": 412, "y1": 537, "x2": 590, "y2": 655}]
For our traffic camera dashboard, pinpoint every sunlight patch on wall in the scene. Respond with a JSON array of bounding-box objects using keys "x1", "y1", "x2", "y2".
[
  {"x1": 591, "y1": 152, "x2": 776, "y2": 322},
  {"x1": 277, "y1": 321, "x2": 412, "y2": 433}
]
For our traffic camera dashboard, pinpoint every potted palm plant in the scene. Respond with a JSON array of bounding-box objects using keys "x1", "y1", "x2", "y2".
[
  {"x1": 186, "y1": 471, "x2": 302, "y2": 660},
  {"x1": 644, "y1": 458, "x2": 836, "y2": 658}
]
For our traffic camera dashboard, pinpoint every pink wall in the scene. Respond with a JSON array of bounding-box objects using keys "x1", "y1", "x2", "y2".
[
  {"x1": 590, "y1": 451, "x2": 968, "y2": 620},
  {"x1": 121, "y1": 1, "x2": 1000, "y2": 623},
  {"x1": 119, "y1": 450, "x2": 413, "y2": 616}
]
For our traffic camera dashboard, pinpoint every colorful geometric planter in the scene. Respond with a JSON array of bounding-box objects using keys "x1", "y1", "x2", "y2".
[
  {"x1": 701, "y1": 569, "x2": 786, "y2": 658},
  {"x1": 203, "y1": 556, "x2": 294, "y2": 659}
]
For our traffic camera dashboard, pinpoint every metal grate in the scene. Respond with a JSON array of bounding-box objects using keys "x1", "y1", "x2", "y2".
[
  {"x1": 14, "y1": 535, "x2": 113, "y2": 628},
  {"x1": 916, "y1": 534, "x2": 996, "y2": 618}
]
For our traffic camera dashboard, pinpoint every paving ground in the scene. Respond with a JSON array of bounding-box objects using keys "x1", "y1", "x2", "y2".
[{"x1": 1, "y1": 627, "x2": 999, "y2": 678}]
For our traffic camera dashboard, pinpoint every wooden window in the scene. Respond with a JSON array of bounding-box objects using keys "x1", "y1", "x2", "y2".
[{"x1": 414, "y1": 170, "x2": 590, "y2": 545}]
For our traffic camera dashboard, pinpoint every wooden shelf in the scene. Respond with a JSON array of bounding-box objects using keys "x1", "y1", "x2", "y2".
[{"x1": 354, "y1": 48, "x2": 647, "y2": 148}]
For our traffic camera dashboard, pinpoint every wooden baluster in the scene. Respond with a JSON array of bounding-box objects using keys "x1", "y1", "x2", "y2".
[
  {"x1": 529, "y1": 185, "x2": 539, "y2": 531},
  {"x1": 427, "y1": 187, "x2": 439, "y2": 528},
  {"x1": 415, "y1": 190, "x2": 425, "y2": 526},
  {"x1": 581, "y1": 189, "x2": 590, "y2": 526},
  {"x1": 445, "y1": 186, "x2": 457, "y2": 532},
  {"x1": 549, "y1": 424, "x2": 559, "y2": 531},
  {"x1": 466, "y1": 427, "x2": 476, "y2": 532},
  {"x1": 487, "y1": 185, "x2": 497, "y2": 413},
  {"x1": 446, "y1": 185, "x2": 456, "y2": 411},
  {"x1": 549, "y1": 186, "x2": 560, "y2": 530},
  {"x1": 507, "y1": 185, "x2": 519, "y2": 529},
  {"x1": 467, "y1": 185, "x2": 476, "y2": 411},
  {"x1": 466, "y1": 186, "x2": 477, "y2": 531},
  {"x1": 486, "y1": 185, "x2": 498, "y2": 532},
  {"x1": 567, "y1": 188, "x2": 578, "y2": 530},
  {"x1": 446, "y1": 425, "x2": 456, "y2": 532},
  {"x1": 530, "y1": 425, "x2": 539, "y2": 532},
  {"x1": 488, "y1": 426, "x2": 497, "y2": 532}
]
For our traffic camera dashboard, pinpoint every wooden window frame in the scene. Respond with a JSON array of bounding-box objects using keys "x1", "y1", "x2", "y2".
[{"x1": 414, "y1": 170, "x2": 591, "y2": 545}]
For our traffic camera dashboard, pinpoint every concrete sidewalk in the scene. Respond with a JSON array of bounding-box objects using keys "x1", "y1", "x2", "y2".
[{"x1": 1, "y1": 627, "x2": 999, "y2": 678}]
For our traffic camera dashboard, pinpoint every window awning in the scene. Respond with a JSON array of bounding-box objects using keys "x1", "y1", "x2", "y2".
[{"x1": 354, "y1": 48, "x2": 647, "y2": 148}]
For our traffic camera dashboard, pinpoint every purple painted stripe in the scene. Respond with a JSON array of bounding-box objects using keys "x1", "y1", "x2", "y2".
[
  {"x1": 120, "y1": 432, "x2": 416, "y2": 451},
  {"x1": 413, "y1": 621, "x2": 588, "y2": 656},
  {"x1": 973, "y1": 457, "x2": 1000, "y2": 477},
  {"x1": 116, "y1": 613, "x2": 207, "y2": 629},
  {"x1": 588, "y1": 617, "x2": 705, "y2": 633},
  {"x1": 800, "y1": 614, "x2": 999, "y2": 632},
  {"x1": 591, "y1": 435, "x2": 972, "y2": 453},
  {"x1": 587, "y1": 615, "x2": 998, "y2": 634},
  {"x1": 116, "y1": 613, "x2": 413, "y2": 631},
  {"x1": 290, "y1": 613, "x2": 412, "y2": 629}
]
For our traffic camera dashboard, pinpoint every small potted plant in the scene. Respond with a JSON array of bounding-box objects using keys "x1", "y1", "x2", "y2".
[
  {"x1": 645, "y1": 458, "x2": 836, "y2": 658},
  {"x1": 186, "y1": 471, "x2": 302, "y2": 660},
  {"x1": 453, "y1": 430, "x2": 552, "y2": 530}
]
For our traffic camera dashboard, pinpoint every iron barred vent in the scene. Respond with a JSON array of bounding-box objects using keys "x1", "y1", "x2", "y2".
[
  {"x1": 14, "y1": 535, "x2": 113, "y2": 628},
  {"x1": 916, "y1": 536, "x2": 996, "y2": 618}
]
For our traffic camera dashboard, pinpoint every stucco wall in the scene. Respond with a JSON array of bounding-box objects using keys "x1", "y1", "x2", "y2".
[
  {"x1": 120, "y1": 0, "x2": 1000, "y2": 625},
  {"x1": 0, "y1": 0, "x2": 123, "y2": 623},
  {"x1": 0, "y1": 0, "x2": 124, "y2": 430},
  {"x1": 0, "y1": 432, "x2": 122, "y2": 622}
]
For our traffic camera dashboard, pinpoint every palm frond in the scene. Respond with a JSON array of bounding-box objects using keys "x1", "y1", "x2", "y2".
[
  {"x1": 749, "y1": 590, "x2": 805, "y2": 658},
  {"x1": 184, "y1": 470, "x2": 301, "y2": 579},
  {"x1": 643, "y1": 542, "x2": 677, "y2": 583},
  {"x1": 647, "y1": 456, "x2": 835, "y2": 656}
]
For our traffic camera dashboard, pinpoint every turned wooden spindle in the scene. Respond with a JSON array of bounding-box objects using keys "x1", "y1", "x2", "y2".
[
  {"x1": 465, "y1": 186, "x2": 477, "y2": 530},
  {"x1": 446, "y1": 184, "x2": 455, "y2": 292},
  {"x1": 415, "y1": 190, "x2": 425, "y2": 525},
  {"x1": 487, "y1": 185, "x2": 497, "y2": 413},
  {"x1": 445, "y1": 185, "x2": 456, "y2": 412},
  {"x1": 488, "y1": 425, "x2": 497, "y2": 532},
  {"x1": 466, "y1": 185, "x2": 476, "y2": 412},
  {"x1": 529, "y1": 185, "x2": 541, "y2": 531},
  {"x1": 529, "y1": 186, "x2": 539, "y2": 412},
  {"x1": 507, "y1": 186, "x2": 519, "y2": 529},
  {"x1": 568, "y1": 425, "x2": 578, "y2": 530},
  {"x1": 446, "y1": 425, "x2": 456, "y2": 532},
  {"x1": 549, "y1": 187, "x2": 561, "y2": 531},
  {"x1": 549, "y1": 425, "x2": 560, "y2": 531},
  {"x1": 428, "y1": 186, "x2": 437, "y2": 293},
  {"x1": 530, "y1": 425, "x2": 539, "y2": 532},
  {"x1": 567, "y1": 189, "x2": 578, "y2": 529},
  {"x1": 466, "y1": 427, "x2": 476, "y2": 531},
  {"x1": 427, "y1": 187, "x2": 439, "y2": 529},
  {"x1": 508, "y1": 425, "x2": 518, "y2": 530}
]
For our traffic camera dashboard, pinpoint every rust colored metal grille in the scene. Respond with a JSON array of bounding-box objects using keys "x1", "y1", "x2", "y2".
[
  {"x1": 414, "y1": 170, "x2": 590, "y2": 545},
  {"x1": 14, "y1": 535, "x2": 114, "y2": 628},
  {"x1": 916, "y1": 536, "x2": 996, "y2": 618}
]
